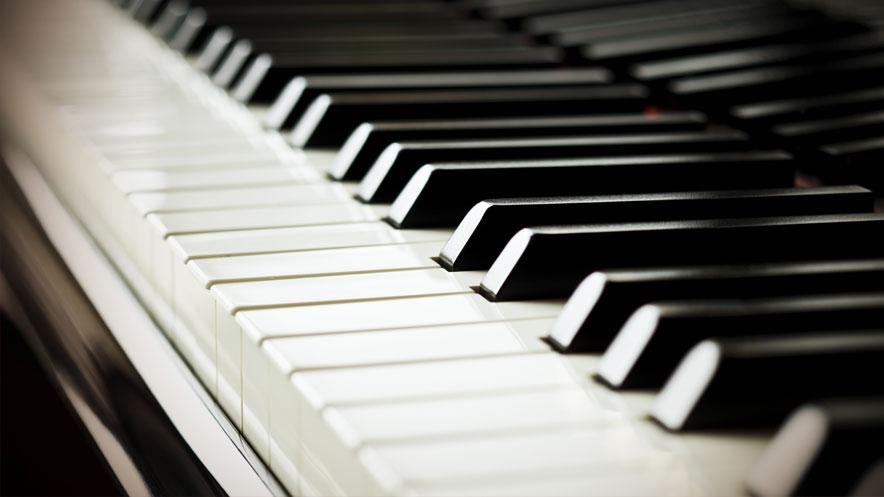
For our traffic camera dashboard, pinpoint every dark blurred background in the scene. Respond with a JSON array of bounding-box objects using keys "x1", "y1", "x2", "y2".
[{"x1": 1, "y1": 315, "x2": 119, "y2": 496}]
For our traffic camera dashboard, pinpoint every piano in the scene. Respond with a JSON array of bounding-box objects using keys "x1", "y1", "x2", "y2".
[{"x1": 1, "y1": 0, "x2": 883, "y2": 495}]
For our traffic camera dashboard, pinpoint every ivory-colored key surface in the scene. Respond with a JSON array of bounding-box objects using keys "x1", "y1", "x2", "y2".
[
  {"x1": 130, "y1": 183, "x2": 351, "y2": 214},
  {"x1": 170, "y1": 222, "x2": 451, "y2": 261},
  {"x1": 148, "y1": 202, "x2": 382, "y2": 237},
  {"x1": 238, "y1": 293, "x2": 563, "y2": 340},
  {"x1": 113, "y1": 166, "x2": 322, "y2": 193},
  {"x1": 324, "y1": 386, "x2": 616, "y2": 443},
  {"x1": 265, "y1": 318, "x2": 554, "y2": 373},
  {"x1": 190, "y1": 240, "x2": 445, "y2": 286},
  {"x1": 212, "y1": 268, "x2": 479, "y2": 313}
]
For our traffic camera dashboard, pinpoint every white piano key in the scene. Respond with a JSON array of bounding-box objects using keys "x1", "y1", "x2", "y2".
[
  {"x1": 324, "y1": 386, "x2": 617, "y2": 445},
  {"x1": 265, "y1": 352, "x2": 582, "y2": 495},
  {"x1": 234, "y1": 298, "x2": 561, "y2": 465},
  {"x1": 108, "y1": 153, "x2": 286, "y2": 171},
  {"x1": 166, "y1": 212, "x2": 437, "y2": 432},
  {"x1": 100, "y1": 140, "x2": 272, "y2": 162},
  {"x1": 212, "y1": 267, "x2": 477, "y2": 313},
  {"x1": 412, "y1": 467, "x2": 709, "y2": 497},
  {"x1": 239, "y1": 293, "x2": 563, "y2": 341},
  {"x1": 112, "y1": 166, "x2": 322, "y2": 193},
  {"x1": 129, "y1": 183, "x2": 351, "y2": 215},
  {"x1": 94, "y1": 133, "x2": 262, "y2": 154},
  {"x1": 190, "y1": 241, "x2": 444, "y2": 287},
  {"x1": 294, "y1": 353, "x2": 577, "y2": 409},
  {"x1": 360, "y1": 426, "x2": 677, "y2": 491},
  {"x1": 169, "y1": 222, "x2": 451, "y2": 261},
  {"x1": 247, "y1": 318, "x2": 553, "y2": 466},
  {"x1": 147, "y1": 202, "x2": 382, "y2": 237},
  {"x1": 265, "y1": 318, "x2": 554, "y2": 372}
]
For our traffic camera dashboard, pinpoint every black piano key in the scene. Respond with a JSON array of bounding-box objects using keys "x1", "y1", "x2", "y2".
[
  {"x1": 549, "y1": 257, "x2": 884, "y2": 353},
  {"x1": 475, "y1": 0, "x2": 644, "y2": 22},
  {"x1": 240, "y1": 46, "x2": 563, "y2": 103},
  {"x1": 150, "y1": 0, "x2": 188, "y2": 41},
  {"x1": 642, "y1": 34, "x2": 884, "y2": 84},
  {"x1": 194, "y1": 13, "x2": 503, "y2": 57},
  {"x1": 387, "y1": 151, "x2": 797, "y2": 229},
  {"x1": 290, "y1": 84, "x2": 647, "y2": 148},
  {"x1": 255, "y1": 32, "x2": 519, "y2": 50},
  {"x1": 729, "y1": 87, "x2": 884, "y2": 127},
  {"x1": 359, "y1": 130, "x2": 753, "y2": 203},
  {"x1": 169, "y1": 7, "x2": 207, "y2": 53},
  {"x1": 264, "y1": 68, "x2": 613, "y2": 131},
  {"x1": 526, "y1": 0, "x2": 743, "y2": 36},
  {"x1": 772, "y1": 111, "x2": 884, "y2": 145},
  {"x1": 819, "y1": 136, "x2": 884, "y2": 191},
  {"x1": 196, "y1": 3, "x2": 466, "y2": 23},
  {"x1": 194, "y1": 0, "x2": 447, "y2": 6},
  {"x1": 212, "y1": 39, "x2": 254, "y2": 88},
  {"x1": 596, "y1": 294, "x2": 884, "y2": 389},
  {"x1": 479, "y1": 213, "x2": 884, "y2": 301},
  {"x1": 668, "y1": 53, "x2": 884, "y2": 106},
  {"x1": 746, "y1": 398, "x2": 884, "y2": 497},
  {"x1": 227, "y1": 19, "x2": 502, "y2": 39},
  {"x1": 332, "y1": 112, "x2": 707, "y2": 181},
  {"x1": 228, "y1": 34, "x2": 538, "y2": 95},
  {"x1": 651, "y1": 331, "x2": 884, "y2": 430},
  {"x1": 553, "y1": 2, "x2": 793, "y2": 48},
  {"x1": 580, "y1": 16, "x2": 861, "y2": 63},
  {"x1": 631, "y1": 31, "x2": 884, "y2": 82},
  {"x1": 194, "y1": 26, "x2": 235, "y2": 73},
  {"x1": 849, "y1": 459, "x2": 884, "y2": 496},
  {"x1": 195, "y1": 18, "x2": 501, "y2": 55},
  {"x1": 440, "y1": 186, "x2": 874, "y2": 271},
  {"x1": 131, "y1": 0, "x2": 166, "y2": 23}
]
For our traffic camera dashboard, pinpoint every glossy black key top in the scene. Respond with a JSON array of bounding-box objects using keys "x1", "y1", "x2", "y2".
[
  {"x1": 526, "y1": 0, "x2": 743, "y2": 36},
  {"x1": 730, "y1": 87, "x2": 884, "y2": 127},
  {"x1": 772, "y1": 111, "x2": 884, "y2": 145},
  {"x1": 552, "y1": 2, "x2": 791, "y2": 48},
  {"x1": 230, "y1": 34, "x2": 529, "y2": 85},
  {"x1": 169, "y1": 7, "x2": 206, "y2": 53},
  {"x1": 597, "y1": 293, "x2": 884, "y2": 389},
  {"x1": 852, "y1": 461, "x2": 884, "y2": 496},
  {"x1": 388, "y1": 151, "x2": 797, "y2": 229},
  {"x1": 668, "y1": 53, "x2": 884, "y2": 106},
  {"x1": 333, "y1": 112, "x2": 706, "y2": 181},
  {"x1": 264, "y1": 68, "x2": 613, "y2": 131},
  {"x1": 196, "y1": 3, "x2": 464, "y2": 24},
  {"x1": 359, "y1": 130, "x2": 752, "y2": 203},
  {"x1": 249, "y1": 34, "x2": 521, "y2": 55},
  {"x1": 290, "y1": 84, "x2": 647, "y2": 148},
  {"x1": 212, "y1": 39, "x2": 254, "y2": 88},
  {"x1": 550, "y1": 257, "x2": 884, "y2": 353},
  {"x1": 241, "y1": 46, "x2": 563, "y2": 103},
  {"x1": 652, "y1": 331, "x2": 884, "y2": 430},
  {"x1": 194, "y1": 26, "x2": 234, "y2": 73},
  {"x1": 131, "y1": 0, "x2": 165, "y2": 23},
  {"x1": 332, "y1": 112, "x2": 707, "y2": 181},
  {"x1": 195, "y1": 18, "x2": 500, "y2": 55},
  {"x1": 440, "y1": 186, "x2": 874, "y2": 271},
  {"x1": 480, "y1": 213, "x2": 884, "y2": 300},
  {"x1": 581, "y1": 17, "x2": 861, "y2": 63},
  {"x1": 631, "y1": 31, "x2": 884, "y2": 82},
  {"x1": 746, "y1": 398, "x2": 884, "y2": 497},
  {"x1": 474, "y1": 0, "x2": 640, "y2": 21},
  {"x1": 150, "y1": 0, "x2": 188, "y2": 41},
  {"x1": 819, "y1": 137, "x2": 884, "y2": 191}
]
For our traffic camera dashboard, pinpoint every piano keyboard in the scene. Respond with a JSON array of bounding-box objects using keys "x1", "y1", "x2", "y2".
[{"x1": 1, "y1": 0, "x2": 883, "y2": 495}]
